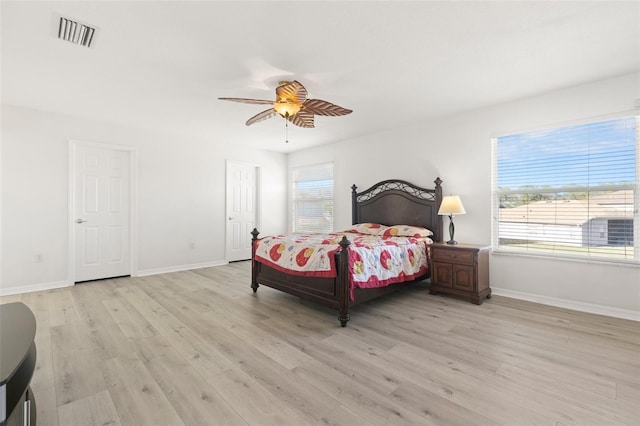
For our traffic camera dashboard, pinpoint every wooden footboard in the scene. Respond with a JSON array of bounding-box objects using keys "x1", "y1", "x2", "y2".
[{"x1": 251, "y1": 229, "x2": 353, "y2": 326}]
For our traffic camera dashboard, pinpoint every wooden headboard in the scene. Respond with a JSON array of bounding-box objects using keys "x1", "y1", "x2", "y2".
[{"x1": 351, "y1": 178, "x2": 443, "y2": 242}]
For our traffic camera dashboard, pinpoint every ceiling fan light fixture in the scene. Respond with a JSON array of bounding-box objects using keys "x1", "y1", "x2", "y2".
[
  {"x1": 219, "y1": 80, "x2": 351, "y2": 130},
  {"x1": 273, "y1": 101, "x2": 301, "y2": 118}
]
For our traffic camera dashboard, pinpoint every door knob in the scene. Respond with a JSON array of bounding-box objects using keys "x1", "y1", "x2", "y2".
[{"x1": 76, "y1": 219, "x2": 88, "y2": 224}]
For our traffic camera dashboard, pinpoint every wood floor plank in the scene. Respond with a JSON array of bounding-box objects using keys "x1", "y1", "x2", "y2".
[
  {"x1": 204, "y1": 303, "x2": 316, "y2": 370},
  {"x1": 450, "y1": 314, "x2": 640, "y2": 383},
  {"x1": 102, "y1": 296, "x2": 158, "y2": 340},
  {"x1": 28, "y1": 323, "x2": 59, "y2": 426},
  {"x1": 448, "y1": 324, "x2": 619, "y2": 399},
  {"x1": 122, "y1": 285, "x2": 237, "y2": 378},
  {"x1": 50, "y1": 320, "x2": 108, "y2": 407},
  {"x1": 141, "y1": 344, "x2": 248, "y2": 426},
  {"x1": 57, "y1": 390, "x2": 121, "y2": 426},
  {"x1": 57, "y1": 395, "x2": 96, "y2": 426},
  {"x1": 10, "y1": 261, "x2": 639, "y2": 426},
  {"x1": 292, "y1": 358, "x2": 434, "y2": 426},
  {"x1": 488, "y1": 296, "x2": 640, "y2": 345},
  {"x1": 324, "y1": 333, "x2": 555, "y2": 426},
  {"x1": 101, "y1": 356, "x2": 184, "y2": 426},
  {"x1": 206, "y1": 367, "x2": 312, "y2": 426},
  {"x1": 389, "y1": 342, "x2": 629, "y2": 425},
  {"x1": 15, "y1": 292, "x2": 58, "y2": 425},
  {"x1": 616, "y1": 381, "x2": 640, "y2": 408},
  {"x1": 299, "y1": 339, "x2": 402, "y2": 396},
  {"x1": 0, "y1": 294, "x2": 22, "y2": 304},
  {"x1": 20, "y1": 291, "x2": 50, "y2": 327},
  {"x1": 71, "y1": 283, "x2": 138, "y2": 361},
  {"x1": 495, "y1": 362, "x2": 639, "y2": 425},
  {"x1": 390, "y1": 381, "x2": 499, "y2": 426},
  {"x1": 196, "y1": 321, "x2": 366, "y2": 425},
  {"x1": 47, "y1": 288, "x2": 79, "y2": 327},
  {"x1": 349, "y1": 307, "x2": 505, "y2": 374}
]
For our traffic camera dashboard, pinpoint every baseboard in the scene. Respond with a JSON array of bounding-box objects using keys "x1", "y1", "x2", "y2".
[
  {"x1": 0, "y1": 261, "x2": 230, "y2": 296},
  {"x1": 0, "y1": 280, "x2": 73, "y2": 297},
  {"x1": 492, "y1": 287, "x2": 640, "y2": 321},
  {"x1": 136, "y1": 260, "x2": 228, "y2": 277}
]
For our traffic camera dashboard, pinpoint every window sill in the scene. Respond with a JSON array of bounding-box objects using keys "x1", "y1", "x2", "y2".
[{"x1": 491, "y1": 249, "x2": 640, "y2": 268}]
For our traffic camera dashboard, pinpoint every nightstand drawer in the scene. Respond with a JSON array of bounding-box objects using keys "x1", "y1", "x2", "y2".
[{"x1": 431, "y1": 248, "x2": 474, "y2": 265}]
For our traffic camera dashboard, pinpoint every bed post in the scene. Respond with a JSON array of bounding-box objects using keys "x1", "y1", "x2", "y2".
[
  {"x1": 251, "y1": 228, "x2": 260, "y2": 293},
  {"x1": 337, "y1": 235, "x2": 351, "y2": 327},
  {"x1": 351, "y1": 184, "x2": 358, "y2": 225},
  {"x1": 434, "y1": 177, "x2": 443, "y2": 243}
]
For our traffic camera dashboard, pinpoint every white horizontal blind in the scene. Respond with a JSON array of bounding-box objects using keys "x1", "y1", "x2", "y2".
[
  {"x1": 292, "y1": 162, "x2": 334, "y2": 233},
  {"x1": 492, "y1": 116, "x2": 638, "y2": 263}
]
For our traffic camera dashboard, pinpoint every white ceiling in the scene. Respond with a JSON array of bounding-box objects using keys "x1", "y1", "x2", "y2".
[{"x1": 2, "y1": 1, "x2": 638, "y2": 153}]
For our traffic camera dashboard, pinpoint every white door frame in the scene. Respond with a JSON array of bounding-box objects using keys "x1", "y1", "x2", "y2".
[
  {"x1": 68, "y1": 140, "x2": 138, "y2": 283},
  {"x1": 225, "y1": 159, "x2": 260, "y2": 262}
]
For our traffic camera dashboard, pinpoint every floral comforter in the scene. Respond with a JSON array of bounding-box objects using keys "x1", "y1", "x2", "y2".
[{"x1": 254, "y1": 232, "x2": 431, "y2": 295}]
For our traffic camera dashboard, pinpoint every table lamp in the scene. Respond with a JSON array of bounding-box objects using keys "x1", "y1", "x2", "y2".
[{"x1": 438, "y1": 195, "x2": 466, "y2": 244}]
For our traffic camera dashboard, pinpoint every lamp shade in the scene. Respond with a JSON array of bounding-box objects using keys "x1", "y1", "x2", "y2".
[
  {"x1": 274, "y1": 101, "x2": 301, "y2": 118},
  {"x1": 438, "y1": 195, "x2": 466, "y2": 215}
]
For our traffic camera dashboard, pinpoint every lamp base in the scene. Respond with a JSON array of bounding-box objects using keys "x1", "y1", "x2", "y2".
[{"x1": 447, "y1": 215, "x2": 458, "y2": 245}]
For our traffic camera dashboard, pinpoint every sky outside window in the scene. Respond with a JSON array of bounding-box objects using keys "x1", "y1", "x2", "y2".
[{"x1": 497, "y1": 117, "x2": 636, "y2": 190}]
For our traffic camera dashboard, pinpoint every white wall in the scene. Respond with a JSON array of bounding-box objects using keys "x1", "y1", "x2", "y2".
[
  {"x1": 1, "y1": 104, "x2": 287, "y2": 294},
  {"x1": 3, "y1": 74, "x2": 638, "y2": 318},
  {"x1": 289, "y1": 73, "x2": 640, "y2": 319}
]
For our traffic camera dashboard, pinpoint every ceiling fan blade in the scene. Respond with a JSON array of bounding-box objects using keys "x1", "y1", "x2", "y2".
[
  {"x1": 276, "y1": 80, "x2": 308, "y2": 104},
  {"x1": 218, "y1": 97, "x2": 274, "y2": 105},
  {"x1": 303, "y1": 99, "x2": 352, "y2": 116},
  {"x1": 246, "y1": 109, "x2": 277, "y2": 126},
  {"x1": 287, "y1": 110, "x2": 314, "y2": 128}
]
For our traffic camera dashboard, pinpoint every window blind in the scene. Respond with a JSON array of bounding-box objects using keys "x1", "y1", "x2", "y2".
[
  {"x1": 492, "y1": 116, "x2": 638, "y2": 263},
  {"x1": 292, "y1": 162, "x2": 334, "y2": 233}
]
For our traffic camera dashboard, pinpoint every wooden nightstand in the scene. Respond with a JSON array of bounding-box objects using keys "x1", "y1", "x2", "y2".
[{"x1": 429, "y1": 242, "x2": 491, "y2": 304}]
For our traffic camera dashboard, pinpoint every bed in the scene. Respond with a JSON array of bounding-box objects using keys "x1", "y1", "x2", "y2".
[{"x1": 250, "y1": 178, "x2": 443, "y2": 326}]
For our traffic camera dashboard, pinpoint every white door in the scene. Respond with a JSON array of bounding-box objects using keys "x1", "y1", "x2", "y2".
[
  {"x1": 226, "y1": 161, "x2": 257, "y2": 262},
  {"x1": 73, "y1": 145, "x2": 131, "y2": 282}
]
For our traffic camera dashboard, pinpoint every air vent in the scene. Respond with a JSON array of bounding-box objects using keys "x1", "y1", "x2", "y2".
[{"x1": 57, "y1": 16, "x2": 96, "y2": 48}]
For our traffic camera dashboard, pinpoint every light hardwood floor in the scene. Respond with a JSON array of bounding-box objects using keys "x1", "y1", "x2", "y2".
[{"x1": 1, "y1": 261, "x2": 638, "y2": 426}]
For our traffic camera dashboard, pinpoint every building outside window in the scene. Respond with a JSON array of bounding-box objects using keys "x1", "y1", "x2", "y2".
[{"x1": 492, "y1": 116, "x2": 638, "y2": 263}]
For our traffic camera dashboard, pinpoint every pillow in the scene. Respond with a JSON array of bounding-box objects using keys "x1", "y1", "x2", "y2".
[
  {"x1": 380, "y1": 225, "x2": 433, "y2": 238},
  {"x1": 343, "y1": 223, "x2": 389, "y2": 235}
]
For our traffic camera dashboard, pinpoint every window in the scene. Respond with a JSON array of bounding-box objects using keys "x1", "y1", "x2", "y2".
[
  {"x1": 492, "y1": 116, "x2": 639, "y2": 263},
  {"x1": 291, "y1": 162, "x2": 334, "y2": 233}
]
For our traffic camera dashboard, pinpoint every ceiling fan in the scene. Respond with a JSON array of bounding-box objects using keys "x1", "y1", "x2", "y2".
[{"x1": 219, "y1": 80, "x2": 352, "y2": 128}]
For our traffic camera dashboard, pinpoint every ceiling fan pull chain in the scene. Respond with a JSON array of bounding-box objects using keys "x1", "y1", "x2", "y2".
[{"x1": 285, "y1": 117, "x2": 289, "y2": 143}]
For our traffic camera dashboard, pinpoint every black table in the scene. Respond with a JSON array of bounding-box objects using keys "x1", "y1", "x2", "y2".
[{"x1": 0, "y1": 302, "x2": 37, "y2": 426}]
